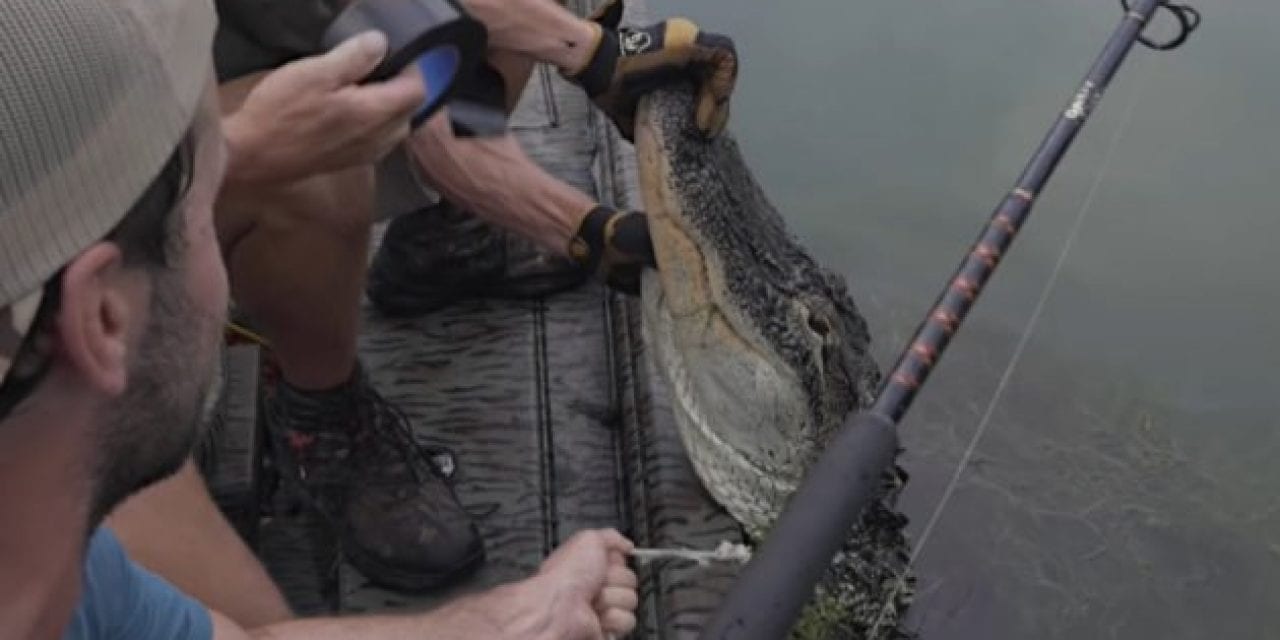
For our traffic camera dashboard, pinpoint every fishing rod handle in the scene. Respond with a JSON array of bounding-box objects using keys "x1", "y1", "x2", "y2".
[
  {"x1": 873, "y1": 0, "x2": 1165, "y2": 423},
  {"x1": 699, "y1": 411, "x2": 898, "y2": 640}
]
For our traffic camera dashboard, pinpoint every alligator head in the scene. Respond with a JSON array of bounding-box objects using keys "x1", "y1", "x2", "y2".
[
  {"x1": 635, "y1": 85, "x2": 914, "y2": 639},
  {"x1": 635, "y1": 86, "x2": 881, "y2": 536}
]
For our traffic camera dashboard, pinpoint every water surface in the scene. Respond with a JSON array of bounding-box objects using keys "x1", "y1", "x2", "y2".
[{"x1": 647, "y1": 0, "x2": 1280, "y2": 636}]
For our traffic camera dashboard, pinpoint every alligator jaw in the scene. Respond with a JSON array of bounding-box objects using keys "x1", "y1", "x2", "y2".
[{"x1": 635, "y1": 95, "x2": 815, "y2": 535}]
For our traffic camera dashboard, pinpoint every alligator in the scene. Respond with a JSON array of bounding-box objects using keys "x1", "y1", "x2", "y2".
[{"x1": 635, "y1": 85, "x2": 916, "y2": 639}]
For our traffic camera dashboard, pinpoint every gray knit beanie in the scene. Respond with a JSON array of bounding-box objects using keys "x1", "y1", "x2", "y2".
[{"x1": 0, "y1": 0, "x2": 216, "y2": 386}]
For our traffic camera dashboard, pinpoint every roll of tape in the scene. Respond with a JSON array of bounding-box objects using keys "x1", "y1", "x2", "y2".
[
  {"x1": 441, "y1": 59, "x2": 509, "y2": 136},
  {"x1": 321, "y1": 0, "x2": 487, "y2": 122}
]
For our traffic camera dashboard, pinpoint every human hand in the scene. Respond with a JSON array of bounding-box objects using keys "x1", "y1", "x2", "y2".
[
  {"x1": 223, "y1": 31, "x2": 426, "y2": 185},
  {"x1": 569, "y1": 206, "x2": 655, "y2": 296},
  {"x1": 526, "y1": 528, "x2": 638, "y2": 639},
  {"x1": 566, "y1": 0, "x2": 738, "y2": 140}
]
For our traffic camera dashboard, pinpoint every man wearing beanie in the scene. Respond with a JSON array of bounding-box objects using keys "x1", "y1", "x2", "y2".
[{"x1": 0, "y1": 1, "x2": 638, "y2": 638}]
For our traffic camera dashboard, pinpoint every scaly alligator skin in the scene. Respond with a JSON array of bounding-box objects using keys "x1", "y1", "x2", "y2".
[{"x1": 636, "y1": 84, "x2": 916, "y2": 639}]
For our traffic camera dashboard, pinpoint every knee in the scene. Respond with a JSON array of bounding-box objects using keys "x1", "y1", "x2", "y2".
[{"x1": 232, "y1": 166, "x2": 378, "y2": 242}]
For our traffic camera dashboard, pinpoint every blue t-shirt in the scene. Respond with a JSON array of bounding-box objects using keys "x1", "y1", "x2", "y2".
[{"x1": 62, "y1": 528, "x2": 212, "y2": 640}]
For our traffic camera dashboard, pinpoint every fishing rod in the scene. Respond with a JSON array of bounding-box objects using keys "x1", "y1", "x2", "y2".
[{"x1": 699, "y1": 0, "x2": 1200, "y2": 637}]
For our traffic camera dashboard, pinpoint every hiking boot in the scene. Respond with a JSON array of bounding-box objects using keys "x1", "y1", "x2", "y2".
[
  {"x1": 367, "y1": 201, "x2": 588, "y2": 317},
  {"x1": 265, "y1": 365, "x2": 484, "y2": 591}
]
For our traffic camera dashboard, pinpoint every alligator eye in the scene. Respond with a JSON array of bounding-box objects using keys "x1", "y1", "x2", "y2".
[{"x1": 807, "y1": 315, "x2": 831, "y2": 337}]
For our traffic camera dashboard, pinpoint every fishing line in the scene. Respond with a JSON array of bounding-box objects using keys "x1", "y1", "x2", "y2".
[{"x1": 868, "y1": 49, "x2": 1160, "y2": 638}]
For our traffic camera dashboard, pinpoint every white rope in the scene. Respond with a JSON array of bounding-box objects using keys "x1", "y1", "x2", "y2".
[
  {"x1": 629, "y1": 541, "x2": 753, "y2": 566},
  {"x1": 868, "y1": 57, "x2": 1156, "y2": 636}
]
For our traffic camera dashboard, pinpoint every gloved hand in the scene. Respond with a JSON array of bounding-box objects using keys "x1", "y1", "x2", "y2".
[
  {"x1": 568, "y1": 205, "x2": 656, "y2": 295},
  {"x1": 566, "y1": 0, "x2": 738, "y2": 140}
]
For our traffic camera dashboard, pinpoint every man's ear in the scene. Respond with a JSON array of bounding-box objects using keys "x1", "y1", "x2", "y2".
[{"x1": 55, "y1": 243, "x2": 144, "y2": 396}]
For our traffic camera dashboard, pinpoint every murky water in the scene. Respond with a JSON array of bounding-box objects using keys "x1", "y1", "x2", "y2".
[{"x1": 649, "y1": 0, "x2": 1279, "y2": 636}]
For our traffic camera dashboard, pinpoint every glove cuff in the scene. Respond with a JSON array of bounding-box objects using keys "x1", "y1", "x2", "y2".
[
  {"x1": 566, "y1": 26, "x2": 619, "y2": 98},
  {"x1": 569, "y1": 205, "x2": 656, "y2": 295},
  {"x1": 587, "y1": 0, "x2": 625, "y2": 30},
  {"x1": 568, "y1": 204, "x2": 614, "y2": 274}
]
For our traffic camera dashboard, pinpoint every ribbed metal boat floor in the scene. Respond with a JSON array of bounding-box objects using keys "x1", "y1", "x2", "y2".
[{"x1": 230, "y1": 3, "x2": 749, "y2": 635}]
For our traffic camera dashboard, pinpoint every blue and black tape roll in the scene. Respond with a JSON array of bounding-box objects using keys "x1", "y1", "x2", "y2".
[{"x1": 321, "y1": 0, "x2": 488, "y2": 126}]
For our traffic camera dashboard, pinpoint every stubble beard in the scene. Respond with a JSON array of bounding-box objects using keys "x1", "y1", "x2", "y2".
[{"x1": 86, "y1": 267, "x2": 222, "y2": 528}]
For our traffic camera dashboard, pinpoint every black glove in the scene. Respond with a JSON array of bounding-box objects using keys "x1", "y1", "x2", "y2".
[
  {"x1": 586, "y1": 0, "x2": 625, "y2": 31},
  {"x1": 567, "y1": 0, "x2": 738, "y2": 140},
  {"x1": 568, "y1": 205, "x2": 656, "y2": 295}
]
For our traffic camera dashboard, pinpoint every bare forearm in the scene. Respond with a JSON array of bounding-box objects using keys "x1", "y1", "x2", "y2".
[
  {"x1": 408, "y1": 114, "x2": 594, "y2": 254},
  {"x1": 108, "y1": 460, "x2": 293, "y2": 628},
  {"x1": 217, "y1": 73, "x2": 272, "y2": 193},
  {"x1": 461, "y1": 0, "x2": 597, "y2": 72},
  {"x1": 218, "y1": 581, "x2": 558, "y2": 640},
  {"x1": 244, "y1": 607, "x2": 496, "y2": 640},
  {"x1": 213, "y1": 530, "x2": 637, "y2": 640},
  {"x1": 215, "y1": 74, "x2": 295, "y2": 193},
  {"x1": 241, "y1": 614, "x2": 443, "y2": 640}
]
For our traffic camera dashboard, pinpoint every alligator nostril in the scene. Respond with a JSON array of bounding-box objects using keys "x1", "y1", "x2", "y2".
[{"x1": 807, "y1": 315, "x2": 830, "y2": 336}]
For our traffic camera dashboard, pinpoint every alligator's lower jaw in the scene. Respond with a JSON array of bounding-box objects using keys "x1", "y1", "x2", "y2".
[
  {"x1": 635, "y1": 99, "x2": 716, "y2": 324},
  {"x1": 640, "y1": 274, "x2": 798, "y2": 537},
  {"x1": 636, "y1": 96, "x2": 811, "y2": 538},
  {"x1": 634, "y1": 98, "x2": 782, "y2": 369}
]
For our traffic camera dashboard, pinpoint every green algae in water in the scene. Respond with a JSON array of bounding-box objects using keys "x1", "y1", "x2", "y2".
[{"x1": 775, "y1": 466, "x2": 917, "y2": 640}]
